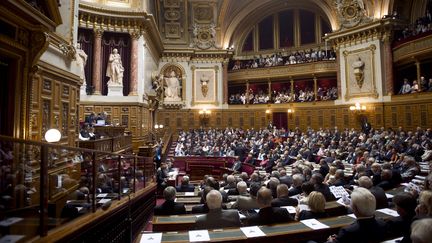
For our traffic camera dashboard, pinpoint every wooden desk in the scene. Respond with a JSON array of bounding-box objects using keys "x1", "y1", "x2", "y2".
[{"x1": 147, "y1": 211, "x2": 396, "y2": 242}]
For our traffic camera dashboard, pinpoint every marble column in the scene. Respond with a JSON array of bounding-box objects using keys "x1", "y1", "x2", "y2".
[
  {"x1": 222, "y1": 60, "x2": 229, "y2": 104},
  {"x1": 92, "y1": 28, "x2": 103, "y2": 95},
  {"x1": 313, "y1": 76, "x2": 318, "y2": 101},
  {"x1": 415, "y1": 60, "x2": 421, "y2": 88},
  {"x1": 129, "y1": 31, "x2": 140, "y2": 96},
  {"x1": 383, "y1": 39, "x2": 394, "y2": 95}
]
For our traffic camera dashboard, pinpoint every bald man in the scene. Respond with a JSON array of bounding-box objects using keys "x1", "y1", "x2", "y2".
[
  {"x1": 195, "y1": 190, "x2": 241, "y2": 229},
  {"x1": 247, "y1": 188, "x2": 293, "y2": 226}
]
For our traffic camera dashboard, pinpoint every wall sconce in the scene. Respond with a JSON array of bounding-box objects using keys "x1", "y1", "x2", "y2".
[
  {"x1": 154, "y1": 124, "x2": 164, "y2": 129},
  {"x1": 199, "y1": 109, "x2": 211, "y2": 127},
  {"x1": 349, "y1": 102, "x2": 366, "y2": 112},
  {"x1": 287, "y1": 108, "x2": 294, "y2": 118},
  {"x1": 45, "y1": 128, "x2": 61, "y2": 143}
]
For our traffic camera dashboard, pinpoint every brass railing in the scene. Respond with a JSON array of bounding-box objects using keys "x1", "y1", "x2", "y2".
[{"x1": 0, "y1": 135, "x2": 155, "y2": 241}]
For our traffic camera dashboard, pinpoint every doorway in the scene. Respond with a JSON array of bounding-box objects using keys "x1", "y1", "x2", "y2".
[{"x1": 273, "y1": 112, "x2": 288, "y2": 129}]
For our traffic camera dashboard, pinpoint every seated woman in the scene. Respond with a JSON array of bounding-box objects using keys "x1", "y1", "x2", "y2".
[{"x1": 295, "y1": 191, "x2": 328, "y2": 220}]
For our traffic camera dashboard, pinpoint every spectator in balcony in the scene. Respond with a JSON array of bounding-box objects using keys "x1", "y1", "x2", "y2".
[
  {"x1": 428, "y1": 78, "x2": 432, "y2": 91},
  {"x1": 399, "y1": 79, "x2": 412, "y2": 94},
  {"x1": 411, "y1": 80, "x2": 420, "y2": 93}
]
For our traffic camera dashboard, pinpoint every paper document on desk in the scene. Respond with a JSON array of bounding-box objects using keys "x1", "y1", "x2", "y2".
[
  {"x1": 377, "y1": 208, "x2": 399, "y2": 217},
  {"x1": 188, "y1": 230, "x2": 210, "y2": 242},
  {"x1": 385, "y1": 193, "x2": 394, "y2": 199},
  {"x1": 301, "y1": 219, "x2": 330, "y2": 230},
  {"x1": 240, "y1": 226, "x2": 266, "y2": 238},
  {"x1": 347, "y1": 214, "x2": 357, "y2": 219},
  {"x1": 98, "y1": 199, "x2": 111, "y2": 204},
  {"x1": 329, "y1": 186, "x2": 349, "y2": 199},
  {"x1": 0, "y1": 217, "x2": 23, "y2": 227},
  {"x1": 281, "y1": 206, "x2": 296, "y2": 214},
  {"x1": 184, "y1": 192, "x2": 195, "y2": 196},
  {"x1": 0, "y1": 235, "x2": 25, "y2": 243},
  {"x1": 96, "y1": 193, "x2": 108, "y2": 198},
  {"x1": 140, "y1": 233, "x2": 162, "y2": 243}
]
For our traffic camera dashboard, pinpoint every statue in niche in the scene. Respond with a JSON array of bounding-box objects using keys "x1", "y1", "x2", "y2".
[
  {"x1": 106, "y1": 48, "x2": 124, "y2": 85},
  {"x1": 75, "y1": 43, "x2": 87, "y2": 85},
  {"x1": 164, "y1": 70, "x2": 181, "y2": 101},
  {"x1": 200, "y1": 73, "x2": 210, "y2": 97},
  {"x1": 352, "y1": 57, "x2": 365, "y2": 88}
]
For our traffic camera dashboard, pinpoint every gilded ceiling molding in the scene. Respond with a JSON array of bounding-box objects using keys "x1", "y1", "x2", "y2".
[
  {"x1": 78, "y1": 2, "x2": 163, "y2": 57},
  {"x1": 161, "y1": 49, "x2": 233, "y2": 63},
  {"x1": 325, "y1": 18, "x2": 403, "y2": 48}
]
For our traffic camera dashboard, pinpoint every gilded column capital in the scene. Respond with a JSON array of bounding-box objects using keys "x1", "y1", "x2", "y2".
[
  {"x1": 130, "y1": 30, "x2": 141, "y2": 40},
  {"x1": 93, "y1": 28, "x2": 104, "y2": 38}
]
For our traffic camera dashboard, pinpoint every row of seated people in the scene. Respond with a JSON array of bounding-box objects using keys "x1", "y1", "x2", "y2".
[
  {"x1": 398, "y1": 77, "x2": 432, "y2": 95},
  {"x1": 174, "y1": 126, "x2": 432, "y2": 168},
  {"x1": 395, "y1": 7, "x2": 432, "y2": 42},
  {"x1": 228, "y1": 86, "x2": 338, "y2": 105},
  {"x1": 154, "y1": 164, "x2": 432, "y2": 242},
  {"x1": 229, "y1": 49, "x2": 336, "y2": 71}
]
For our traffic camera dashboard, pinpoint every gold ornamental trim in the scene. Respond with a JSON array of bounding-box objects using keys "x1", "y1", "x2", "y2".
[
  {"x1": 228, "y1": 61, "x2": 337, "y2": 81},
  {"x1": 78, "y1": 2, "x2": 163, "y2": 56},
  {"x1": 393, "y1": 34, "x2": 432, "y2": 64}
]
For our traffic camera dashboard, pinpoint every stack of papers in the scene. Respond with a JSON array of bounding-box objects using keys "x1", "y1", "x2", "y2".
[
  {"x1": 377, "y1": 208, "x2": 399, "y2": 217},
  {"x1": 184, "y1": 192, "x2": 195, "y2": 196},
  {"x1": 329, "y1": 186, "x2": 349, "y2": 199},
  {"x1": 240, "y1": 226, "x2": 266, "y2": 238},
  {"x1": 188, "y1": 230, "x2": 210, "y2": 242},
  {"x1": 281, "y1": 206, "x2": 297, "y2": 214}
]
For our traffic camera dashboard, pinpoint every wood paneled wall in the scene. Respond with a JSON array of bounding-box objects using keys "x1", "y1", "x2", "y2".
[
  {"x1": 30, "y1": 61, "x2": 81, "y2": 146},
  {"x1": 157, "y1": 94, "x2": 432, "y2": 132},
  {"x1": 79, "y1": 103, "x2": 150, "y2": 149}
]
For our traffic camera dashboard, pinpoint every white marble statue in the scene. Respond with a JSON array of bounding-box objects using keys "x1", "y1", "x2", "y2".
[
  {"x1": 75, "y1": 43, "x2": 87, "y2": 84},
  {"x1": 106, "y1": 48, "x2": 124, "y2": 85},
  {"x1": 164, "y1": 70, "x2": 181, "y2": 101}
]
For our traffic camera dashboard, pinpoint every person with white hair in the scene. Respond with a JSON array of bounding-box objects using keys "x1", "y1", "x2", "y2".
[
  {"x1": 327, "y1": 187, "x2": 387, "y2": 243},
  {"x1": 195, "y1": 190, "x2": 241, "y2": 229},
  {"x1": 411, "y1": 218, "x2": 432, "y2": 243}
]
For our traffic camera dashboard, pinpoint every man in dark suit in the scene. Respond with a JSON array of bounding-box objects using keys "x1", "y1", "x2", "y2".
[
  {"x1": 386, "y1": 192, "x2": 417, "y2": 243},
  {"x1": 154, "y1": 186, "x2": 186, "y2": 215},
  {"x1": 332, "y1": 169, "x2": 346, "y2": 187},
  {"x1": 271, "y1": 184, "x2": 298, "y2": 207},
  {"x1": 311, "y1": 173, "x2": 335, "y2": 201},
  {"x1": 358, "y1": 176, "x2": 388, "y2": 209},
  {"x1": 176, "y1": 176, "x2": 195, "y2": 192},
  {"x1": 232, "y1": 182, "x2": 260, "y2": 210},
  {"x1": 288, "y1": 174, "x2": 304, "y2": 196},
  {"x1": 376, "y1": 169, "x2": 394, "y2": 190},
  {"x1": 195, "y1": 190, "x2": 241, "y2": 229},
  {"x1": 247, "y1": 188, "x2": 294, "y2": 226},
  {"x1": 231, "y1": 156, "x2": 243, "y2": 173},
  {"x1": 327, "y1": 188, "x2": 387, "y2": 243}
]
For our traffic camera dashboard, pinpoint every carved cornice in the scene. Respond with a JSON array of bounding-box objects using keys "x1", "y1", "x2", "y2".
[
  {"x1": 78, "y1": 2, "x2": 163, "y2": 56},
  {"x1": 325, "y1": 18, "x2": 405, "y2": 47},
  {"x1": 228, "y1": 61, "x2": 337, "y2": 81},
  {"x1": 393, "y1": 34, "x2": 432, "y2": 64},
  {"x1": 161, "y1": 49, "x2": 233, "y2": 63}
]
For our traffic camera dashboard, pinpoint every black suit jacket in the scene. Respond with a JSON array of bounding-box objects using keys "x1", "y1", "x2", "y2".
[
  {"x1": 335, "y1": 216, "x2": 387, "y2": 243},
  {"x1": 247, "y1": 207, "x2": 293, "y2": 226},
  {"x1": 154, "y1": 200, "x2": 186, "y2": 215},
  {"x1": 195, "y1": 208, "x2": 241, "y2": 230},
  {"x1": 176, "y1": 184, "x2": 195, "y2": 192},
  {"x1": 288, "y1": 186, "x2": 302, "y2": 196},
  {"x1": 314, "y1": 183, "x2": 335, "y2": 201},
  {"x1": 271, "y1": 196, "x2": 298, "y2": 207},
  {"x1": 297, "y1": 210, "x2": 328, "y2": 220},
  {"x1": 369, "y1": 186, "x2": 388, "y2": 209}
]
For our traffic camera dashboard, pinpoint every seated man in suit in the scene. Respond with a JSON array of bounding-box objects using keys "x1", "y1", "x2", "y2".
[
  {"x1": 271, "y1": 184, "x2": 298, "y2": 207},
  {"x1": 289, "y1": 174, "x2": 304, "y2": 196},
  {"x1": 327, "y1": 187, "x2": 387, "y2": 243},
  {"x1": 232, "y1": 182, "x2": 261, "y2": 210},
  {"x1": 176, "y1": 176, "x2": 195, "y2": 192},
  {"x1": 154, "y1": 186, "x2": 186, "y2": 215},
  {"x1": 231, "y1": 156, "x2": 243, "y2": 173},
  {"x1": 247, "y1": 187, "x2": 294, "y2": 226},
  {"x1": 358, "y1": 176, "x2": 388, "y2": 209},
  {"x1": 195, "y1": 190, "x2": 241, "y2": 229},
  {"x1": 228, "y1": 181, "x2": 248, "y2": 197}
]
